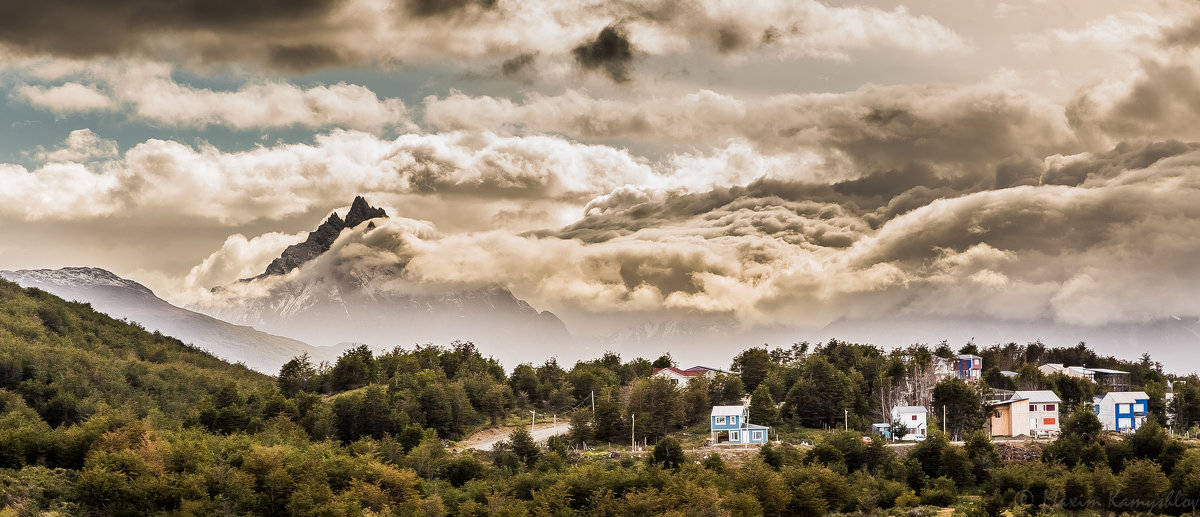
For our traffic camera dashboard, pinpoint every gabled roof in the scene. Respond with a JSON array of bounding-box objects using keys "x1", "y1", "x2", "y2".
[
  {"x1": 1013, "y1": 390, "x2": 1062, "y2": 403},
  {"x1": 1103, "y1": 391, "x2": 1149, "y2": 403},
  {"x1": 653, "y1": 367, "x2": 708, "y2": 378},
  {"x1": 893, "y1": 405, "x2": 927, "y2": 414},
  {"x1": 711, "y1": 405, "x2": 747, "y2": 417},
  {"x1": 682, "y1": 365, "x2": 728, "y2": 374}
]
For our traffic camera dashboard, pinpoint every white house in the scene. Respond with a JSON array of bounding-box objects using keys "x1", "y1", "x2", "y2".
[
  {"x1": 1013, "y1": 390, "x2": 1062, "y2": 437},
  {"x1": 1094, "y1": 391, "x2": 1150, "y2": 431},
  {"x1": 891, "y1": 405, "x2": 928, "y2": 441},
  {"x1": 652, "y1": 365, "x2": 726, "y2": 385}
]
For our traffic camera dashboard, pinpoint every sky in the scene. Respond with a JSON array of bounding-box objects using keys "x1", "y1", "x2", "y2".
[{"x1": 2, "y1": 0, "x2": 1200, "y2": 362}]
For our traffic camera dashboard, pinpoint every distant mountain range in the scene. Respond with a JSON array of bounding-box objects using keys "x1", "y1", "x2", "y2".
[
  {"x1": 196, "y1": 196, "x2": 573, "y2": 367},
  {"x1": 0, "y1": 267, "x2": 338, "y2": 373}
]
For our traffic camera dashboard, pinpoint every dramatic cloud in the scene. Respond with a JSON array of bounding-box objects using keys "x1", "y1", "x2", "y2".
[
  {"x1": 572, "y1": 25, "x2": 637, "y2": 83},
  {"x1": 0, "y1": 129, "x2": 666, "y2": 224},
  {"x1": 424, "y1": 83, "x2": 1077, "y2": 175},
  {"x1": 183, "y1": 231, "x2": 307, "y2": 291},
  {"x1": 0, "y1": 0, "x2": 966, "y2": 75},
  {"x1": 183, "y1": 142, "x2": 1200, "y2": 335}
]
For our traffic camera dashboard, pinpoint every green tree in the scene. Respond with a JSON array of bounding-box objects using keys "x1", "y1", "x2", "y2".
[
  {"x1": 508, "y1": 426, "x2": 540, "y2": 468},
  {"x1": 566, "y1": 409, "x2": 593, "y2": 447},
  {"x1": 749, "y1": 384, "x2": 779, "y2": 426},
  {"x1": 277, "y1": 353, "x2": 317, "y2": 397},
  {"x1": 783, "y1": 356, "x2": 852, "y2": 428},
  {"x1": 931, "y1": 377, "x2": 985, "y2": 440},
  {"x1": 330, "y1": 345, "x2": 375, "y2": 392},
  {"x1": 650, "y1": 436, "x2": 685, "y2": 469},
  {"x1": 651, "y1": 354, "x2": 675, "y2": 369},
  {"x1": 1060, "y1": 403, "x2": 1102, "y2": 443},
  {"x1": 732, "y1": 347, "x2": 772, "y2": 393},
  {"x1": 628, "y1": 376, "x2": 684, "y2": 439}
]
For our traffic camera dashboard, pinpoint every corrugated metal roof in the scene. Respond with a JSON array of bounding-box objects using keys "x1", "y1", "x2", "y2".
[
  {"x1": 1104, "y1": 391, "x2": 1149, "y2": 403},
  {"x1": 711, "y1": 405, "x2": 746, "y2": 416},
  {"x1": 1013, "y1": 390, "x2": 1062, "y2": 403},
  {"x1": 1087, "y1": 368, "x2": 1129, "y2": 374},
  {"x1": 893, "y1": 405, "x2": 927, "y2": 413}
]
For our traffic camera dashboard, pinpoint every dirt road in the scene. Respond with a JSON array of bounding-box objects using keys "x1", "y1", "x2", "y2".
[{"x1": 458, "y1": 423, "x2": 570, "y2": 451}]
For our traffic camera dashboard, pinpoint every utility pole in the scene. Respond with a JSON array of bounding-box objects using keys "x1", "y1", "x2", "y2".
[
  {"x1": 591, "y1": 390, "x2": 595, "y2": 414},
  {"x1": 844, "y1": 409, "x2": 848, "y2": 431},
  {"x1": 942, "y1": 405, "x2": 946, "y2": 435},
  {"x1": 531, "y1": 410, "x2": 536, "y2": 434},
  {"x1": 631, "y1": 414, "x2": 635, "y2": 450}
]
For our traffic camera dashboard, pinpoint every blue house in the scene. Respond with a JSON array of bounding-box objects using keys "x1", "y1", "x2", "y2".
[
  {"x1": 710, "y1": 405, "x2": 769, "y2": 445},
  {"x1": 1094, "y1": 391, "x2": 1150, "y2": 431}
]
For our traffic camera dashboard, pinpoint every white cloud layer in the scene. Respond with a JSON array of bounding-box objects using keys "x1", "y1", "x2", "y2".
[{"x1": 11, "y1": 61, "x2": 412, "y2": 131}]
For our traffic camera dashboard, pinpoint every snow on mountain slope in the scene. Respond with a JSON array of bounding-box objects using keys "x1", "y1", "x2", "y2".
[{"x1": 0, "y1": 267, "x2": 339, "y2": 373}]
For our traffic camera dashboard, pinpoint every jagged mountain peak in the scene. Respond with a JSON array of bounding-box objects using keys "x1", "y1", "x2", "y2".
[
  {"x1": 254, "y1": 196, "x2": 388, "y2": 280},
  {"x1": 346, "y1": 195, "x2": 387, "y2": 228}
]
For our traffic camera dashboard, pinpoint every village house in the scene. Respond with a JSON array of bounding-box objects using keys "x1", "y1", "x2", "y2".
[
  {"x1": 987, "y1": 390, "x2": 1061, "y2": 437},
  {"x1": 1094, "y1": 391, "x2": 1150, "y2": 431},
  {"x1": 652, "y1": 365, "x2": 726, "y2": 385},
  {"x1": 891, "y1": 405, "x2": 928, "y2": 441},
  {"x1": 953, "y1": 354, "x2": 982, "y2": 381},
  {"x1": 710, "y1": 405, "x2": 769, "y2": 445}
]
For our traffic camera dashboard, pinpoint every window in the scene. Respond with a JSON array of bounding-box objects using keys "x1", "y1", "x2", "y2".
[
  {"x1": 974, "y1": 359, "x2": 981, "y2": 368},
  {"x1": 731, "y1": 416, "x2": 738, "y2": 424},
  {"x1": 1044, "y1": 404, "x2": 1056, "y2": 412},
  {"x1": 730, "y1": 431, "x2": 739, "y2": 442},
  {"x1": 753, "y1": 431, "x2": 763, "y2": 441},
  {"x1": 920, "y1": 428, "x2": 925, "y2": 435},
  {"x1": 1029, "y1": 405, "x2": 1038, "y2": 412},
  {"x1": 911, "y1": 415, "x2": 917, "y2": 421},
  {"x1": 715, "y1": 416, "x2": 725, "y2": 425},
  {"x1": 1044, "y1": 418, "x2": 1056, "y2": 426}
]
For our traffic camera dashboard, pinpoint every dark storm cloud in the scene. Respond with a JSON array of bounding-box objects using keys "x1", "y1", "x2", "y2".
[
  {"x1": 404, "y1": 0, "x2": 497, "y2": 18},
  {"x1": 1162, "y1": 15, "x2": 1200, "y2": 48},
  {"x1": 1041, "y1": 140, "x2": 1197, "y2": 186},
  {"x1": 499, "y1": 52, "x2": 538, "y2": 82},
  {"x1": 267, "y1": 44, "x2": 347, "y2": 72},
  {"x1": 1069, "y1": 59, "x2": 1200, "y2": 142},
  {"x1": 572, "y1": 25, "x2": 637, "y2": 83},
  {"x1": 0, "y1": 0, "x2": 339, "y2": 58}
]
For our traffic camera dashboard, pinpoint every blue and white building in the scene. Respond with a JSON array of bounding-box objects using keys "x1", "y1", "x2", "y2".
[
  {"x1": 710, "y1": 405, "x2": 770, "y2": 445},
  {"x1": 1094, "y1": 391, "x2": 1150, "y2": 431}
]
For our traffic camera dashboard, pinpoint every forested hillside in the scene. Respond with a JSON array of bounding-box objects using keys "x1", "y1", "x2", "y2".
[{"x1": 3, "y1": 276, "x2": 1200, "y2": 515}]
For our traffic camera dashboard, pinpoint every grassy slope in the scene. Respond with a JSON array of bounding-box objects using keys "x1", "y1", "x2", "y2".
[{"x1": 0, "y1": 278, "x2": 273, "y2": 425}]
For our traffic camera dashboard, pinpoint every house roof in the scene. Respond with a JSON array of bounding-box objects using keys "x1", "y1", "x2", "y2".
[
  {"x1": 893, "y1": 405, "x2": 927, "y2": 414},
  {"x1": 1000, "y1": 370, "x2": 1018, "y2": 377},
  {"x1": 957, "y1": 354, "x2": 982, "y2": 360},
  {"x1": 711, "y1": 405, "x2": 747, "y2": 416},
  {"x1": 1087, "y1": 368, "x2": 1129, "y2": 375},
  {"x1": 740, "y1": 423, "x2": 770, "y2": 430},
  {"x1": 653, "y1": 367, "x2": 708, "y2": 378},
  {"x1": 1013, "y1": 390, "x2": 1062, "y2": 403},
  {"x1": 682, "y1": 365, "x2": 728, "y2": 374},
  {"x1": 1104, "y1": 391, "x2": 1149, "y2": 403}
]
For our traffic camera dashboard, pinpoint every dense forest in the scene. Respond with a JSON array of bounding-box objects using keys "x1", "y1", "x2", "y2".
[{"x1": 2, "y1": 276, "x2": 1200, "y2": 515}]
